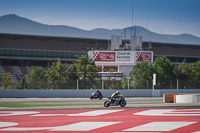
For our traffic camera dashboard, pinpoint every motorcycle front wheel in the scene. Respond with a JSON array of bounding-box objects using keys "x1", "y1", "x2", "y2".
[
  {"x1": 104, "y1": 101, "x2": 110, "y2": 107},
  {"x1": 120, "y1": 100, "x2": 126, "y2": 107}
]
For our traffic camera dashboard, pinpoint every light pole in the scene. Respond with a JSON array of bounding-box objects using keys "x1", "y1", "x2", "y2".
[
  {"x1": 102, "y1": 79, "x2": 104, "y2": 90},
  {"x1": 77, "y1": 78, "x2": 79, "y2": 90},
  {"x1": 153, "y1": 73, "x2": 156, "y2": 90}
]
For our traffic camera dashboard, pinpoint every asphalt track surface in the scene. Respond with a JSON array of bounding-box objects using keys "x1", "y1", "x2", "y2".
[
  {"x1": 0, "y1": 97, "x2": 199, "y2": 110},
  {"x1": 0, "y1": 98, "x2": 200, "y2": 132},
  {"x1": 0, "y1": 97, "x2": 163, "y2": 104},
  {"x1": 0, "y1": 107, "x2": 200, "y2": 133}
]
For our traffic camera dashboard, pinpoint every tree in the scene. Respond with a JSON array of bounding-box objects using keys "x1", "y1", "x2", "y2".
[
  {"x1": 190, "y1": 61, "x2": 200, "y2": 88},
  {"x1": 174, "y1": 60, "x2": 192, "y2": 80},
  {"x1": 121, "y1": 77, "x2": 128, "y2": 89},
  {"x1": 45, "y1": 58, "x2": 69, "y2": 89},
  {"x1": 153, "y1": 56, "x2": 174, "y2": 89},
  {"x1": 173, "y1": 60, "x2": 193, "y2": 89},
  {"x1": 190, "y1": 61, "x2": 200, "y2": 80},
  {"x1": 0, "y1": 72, "x2": 15, "y2": 89},
  {"x1": 129, "y1": 62, "x2": 154, "y2": 89},
  {"x1": 25, "y1": 66, "x2": 47, "y2": 89},
  {"x1": 71, "y1": 55, "x2": 98, "y2": 89}
]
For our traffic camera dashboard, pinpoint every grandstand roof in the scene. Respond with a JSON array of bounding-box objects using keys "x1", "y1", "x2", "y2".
[
  {"x1": 0, "y1": 33, "x2": 109, "y2": 51},
  {"x1": 0, "y1": 33, "x2": 200, "y2": 59}
]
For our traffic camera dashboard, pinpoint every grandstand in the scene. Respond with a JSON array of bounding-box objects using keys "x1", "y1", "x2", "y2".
[{"x1": 0, "y1": 33, "x2": 200, "y2": 84}]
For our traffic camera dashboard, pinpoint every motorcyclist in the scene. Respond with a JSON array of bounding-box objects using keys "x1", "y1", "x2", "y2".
[
  {"x1": 96, "y1": 90, "x2": 102, "y2": 97},
  {"x1": 111, "y1": 91, "x2": 120, "y2": 103}
]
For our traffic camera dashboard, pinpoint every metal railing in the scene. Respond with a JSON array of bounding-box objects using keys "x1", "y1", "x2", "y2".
[{"x1": 1, "y1": 79, "x2": 200, "y2": 90}]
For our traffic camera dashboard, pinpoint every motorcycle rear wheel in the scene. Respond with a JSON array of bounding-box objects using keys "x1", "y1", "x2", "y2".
[
  {"x1": 104, "y1": 101, "x2": 110, "y2": 107},
  {"x1": 99, "y1": 95, "x2": 103, "y2": 100}
]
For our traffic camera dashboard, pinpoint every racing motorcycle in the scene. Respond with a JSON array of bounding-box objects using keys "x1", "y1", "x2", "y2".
[
  {"x1": 104, "y1": 96, "x2": 126, "y2": 107},
  {"x1": 90, "y1": 91, "x2": 103, "y2": 100}
]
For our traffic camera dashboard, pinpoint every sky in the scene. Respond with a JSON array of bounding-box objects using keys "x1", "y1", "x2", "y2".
[{"x1": 0, "y1": 0, "x2": 200, "y2": 37}]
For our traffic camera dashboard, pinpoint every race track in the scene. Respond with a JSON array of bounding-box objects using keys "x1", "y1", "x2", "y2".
[
  {"x1": 0, "y1": 97, "x2": 163, "y2": 104},
  {"x1": 0, "y1": 107, "x2": 200, "y2": 133}
]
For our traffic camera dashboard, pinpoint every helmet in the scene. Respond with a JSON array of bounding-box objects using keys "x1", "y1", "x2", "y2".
[{"x1": 116, "y1": 91, "x2": 120, "y2": 94}]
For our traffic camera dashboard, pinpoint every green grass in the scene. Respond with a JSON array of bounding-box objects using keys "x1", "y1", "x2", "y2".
[{"x1": 0, "y1": 103, "x2": 102, "y2": 108}]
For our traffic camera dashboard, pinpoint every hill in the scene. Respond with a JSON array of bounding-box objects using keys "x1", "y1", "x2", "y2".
[{"x1": 0, "y1": 14, "x2": 200, "y2": 45}]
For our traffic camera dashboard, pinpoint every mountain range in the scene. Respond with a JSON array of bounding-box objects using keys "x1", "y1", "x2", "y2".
[{"x1": 0, "y1": 14, "x2": 200, "y2": 45}]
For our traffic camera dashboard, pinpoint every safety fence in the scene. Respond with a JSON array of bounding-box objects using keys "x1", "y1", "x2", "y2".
[
  {"x1": 0, "y1": 89, "x2": 200, "y2": 98},
  {"x1": 3, "y1": 79, "x2": 199, "y2": 90}
]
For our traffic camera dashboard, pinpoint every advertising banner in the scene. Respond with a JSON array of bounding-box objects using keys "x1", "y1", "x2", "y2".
[
  {"x1": 88, "y1": 51, "x2": 153, "y2": 63},
  {"x1": 116, "y1": 51, "x2": 132, "y2": 62},
  {"x1": 136, "y1": 51, "x2": 153, "y2": 62},
  {"x1": 91, "y1": 52, "x2": 115, "y2": 62}
]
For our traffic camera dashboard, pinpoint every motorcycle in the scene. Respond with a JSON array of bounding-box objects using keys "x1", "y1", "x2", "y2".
[
  {"x1": 104, "y1": 96, "x2": 126, "y2": 107},
  {"x1": 90, "y1": 91, "x2": 103, "y2": 100}
]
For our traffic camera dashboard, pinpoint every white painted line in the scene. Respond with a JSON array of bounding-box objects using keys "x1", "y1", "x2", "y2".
[
  {"x1": 0, "y1": 122, "x2": 18, "y2": 128},
  {"x1": 124, "y1": 122, "x2": 196, "y2": 131},
  {"x1": 0, "y1": 127, "x2": 50, "y2": 131},
  {"x1": 171, "y1": 112, "x2": 200, "y2": 114},
  {"x1": 31, "y1": 110, "x2": 124, "y2": 117},
  {"x1": 134, "y1": 109, "x2": 200, "y2": 116},
  {"x1": 32, "y1": 114, "x2": 66, "y2": 116},
  {"x1": 177, "y1": 109, "x2": 200, "y2": 111},
  {"x1": 67, "y1": 110, "x2": 124, "y2": 116},
  {"x1": 0, "y1": 111, "x2": 40, "y2": 116},
  {"x1": 172, "y1": 109, "x2": 200, "y2": 114},
  {"x1": 50, "y1": 122, "x2": 121, "y2": 131},
  {"x1": 0, "y1": 122, "x2": 120, "y2": 131}
]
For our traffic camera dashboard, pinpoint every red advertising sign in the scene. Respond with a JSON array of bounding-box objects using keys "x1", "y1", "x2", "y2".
[
  {"x1": 136, "y1": 52, "x2": 152, "y2": 62},
  {"x1": 93, "y1": 52, "x2": 115, "y2": 62}
]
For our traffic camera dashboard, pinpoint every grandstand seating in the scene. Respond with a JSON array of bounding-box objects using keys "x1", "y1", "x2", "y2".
[
  {"x1": 20, "y1": 66, "x2": 28, "y2": 75},
  {"x1": 0, "y1": 66, "x2": 6, "y2": 75},
  {"x1": 0, "y1": 65, "x2": 31, "y2": 84}
]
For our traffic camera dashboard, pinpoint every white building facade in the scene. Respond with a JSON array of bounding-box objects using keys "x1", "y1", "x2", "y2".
[{"x1": 88, "y1": 35, "x2": 154, "y2": 79}]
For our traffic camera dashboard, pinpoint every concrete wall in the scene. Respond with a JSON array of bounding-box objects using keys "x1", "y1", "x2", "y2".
[
  {"x1": 0, "y1": 89, "x2": 200, "y2": 98},
  {"x1": 176, "y1": 94, "x2": 200, "y2": 103}
]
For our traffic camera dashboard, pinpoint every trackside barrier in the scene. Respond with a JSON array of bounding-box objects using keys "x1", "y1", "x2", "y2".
[
  {"x1": 163, "y1": 94, "x2": 177, "y2": 103},
  {"x1": 176, "y1": 93, "x2": 200, "y2": 103},
  {"x1": 0, "y1": 89, "x2": 200, "y2": 98}
]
